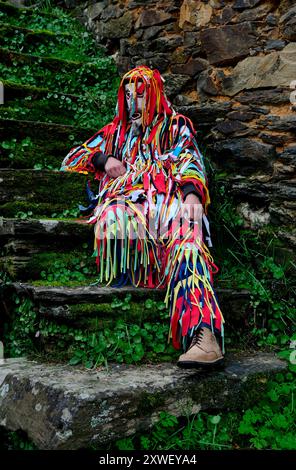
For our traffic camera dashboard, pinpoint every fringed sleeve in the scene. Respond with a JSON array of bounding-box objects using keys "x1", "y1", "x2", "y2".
[
  {"x1": 160, "y1": 114, "x2": 211, "y2": 215},
  {"x1": 60, "y1": 126, "x2": 111, "y2": 180}
]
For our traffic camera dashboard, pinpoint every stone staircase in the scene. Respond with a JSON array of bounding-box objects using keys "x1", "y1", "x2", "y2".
[{"x1": 0, "y1": 1, "x2": 287, "y2": 450}]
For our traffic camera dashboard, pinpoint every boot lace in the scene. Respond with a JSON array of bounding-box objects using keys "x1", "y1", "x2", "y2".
[{"x1": 187, "y1": 328, "x2": 204, "y2": 351}]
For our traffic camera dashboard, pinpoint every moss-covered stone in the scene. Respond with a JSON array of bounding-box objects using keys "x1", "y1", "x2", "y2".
[
  {"x1": 137, "y1": 391, "x2": 166, "y2": 415},
  {"x1": 0, "y1": 169, "x2": 94, "y2": 206},
  {"x1": 68, "y1": 301, "x2": 167, "y2": 321},
  {"x1": 0, "y1": 355, "x2": 287, "y2": 449},
  {"x1": 0, "y1": 201, "x2": 78, "y2": 218},
  {"x1": 0, "y1": 22, "x2": 72, "y2": 48},
  {"x1": 0, "y1": 81, "x2": 113, "y2": 133},
  {"x1": 31, "y1": 278, "x2": 98, "y2": 287},
  {"x1": 25, "y1": 250, "x2": 97, "y2": 280},
  {"x1": 0, "y1": 46, "x2": 111, "y2": 74}
]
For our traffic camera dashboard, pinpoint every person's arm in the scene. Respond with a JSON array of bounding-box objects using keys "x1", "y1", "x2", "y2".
[
  {"x1": 91, "y1": 151, "x2": 113, "y2": 171},
  {"x1": 158, "y1": 114, "x2": 210, "y2": 214},
  {"x1": 92, "y1": 151, "x2": 126, "y2": 178},
  {"x1": 60, "y1": 125, "x2": 112, "y2": 177}
]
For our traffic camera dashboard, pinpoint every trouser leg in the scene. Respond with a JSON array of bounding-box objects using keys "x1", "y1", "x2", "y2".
[{"x1": 162, "y1": 224, "x2": 225, "y2": 354}]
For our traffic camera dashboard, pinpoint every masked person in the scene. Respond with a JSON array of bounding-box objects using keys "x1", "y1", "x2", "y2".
[{"x1": 60, "y1": 65, "x2": 225, "y2": 367}]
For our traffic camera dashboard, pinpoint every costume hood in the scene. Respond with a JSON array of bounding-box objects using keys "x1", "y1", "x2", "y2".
[{"x1": 102, "y1": 65, "x2": 176, "y2": 152}]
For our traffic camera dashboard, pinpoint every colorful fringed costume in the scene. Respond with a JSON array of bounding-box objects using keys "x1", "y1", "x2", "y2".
[{"x1": 60, "y1": 65, "x2": 225, "y2": 353}]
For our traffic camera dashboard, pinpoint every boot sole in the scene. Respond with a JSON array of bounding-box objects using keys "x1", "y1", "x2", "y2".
[{"x1": 176, "y1": 357, "x2": 225, "y2": 369}]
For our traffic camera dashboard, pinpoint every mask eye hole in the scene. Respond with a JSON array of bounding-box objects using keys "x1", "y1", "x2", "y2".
[{"x1": 125, "y1": 90, "x2": 131, "y2": 99}]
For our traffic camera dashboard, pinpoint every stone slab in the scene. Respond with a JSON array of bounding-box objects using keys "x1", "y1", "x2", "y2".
[{"x1": 0, "y1": 353, "x2": 287, "y2": 449}]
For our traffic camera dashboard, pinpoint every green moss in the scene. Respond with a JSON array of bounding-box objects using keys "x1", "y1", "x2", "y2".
[
  {"x1": 137, "y1": 391, "x2": 166, "y2": 415},
  {"x1": 0, "y1": 169, "x2": 92, "y2": 204},
  {"x1": 69, "y1": 301, "x2": 167, "y2": 321},
  {"x1": 0, "y1": 21, "x2": 71, "y2": 38},
  {"x1": 0, "y1": 428, "x2": 37, "y2": 451},
  {"x1": 30, "y1": 278, "x2": 98, "y2": 287},
  {"x1": 238, "y1": 373, "x2": 272, "y2": 410},
  {"x1": 0, "y1": 46, "x2": 83, "y2": 69},
  {"x1": 0, "y1": 256, "x2": 15, "y2": 278},
  {"x1": 26, "y1": 250, "x2": 96, "y2": 279},
  {"x1": 0, "y1": 201, "x2": 78, "y2": 218}
]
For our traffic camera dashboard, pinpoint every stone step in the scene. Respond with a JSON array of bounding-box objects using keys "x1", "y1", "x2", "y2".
[
  {"x1": 0, "y1": 218, "x2": 94, "y2": 279},
  {"x1": 0, "y1": 1, "x2": 67, "y2": 21},
  {"x1": 0, "y1": 217, "x2": 91, "y2": 241},
  {"x1": 0, "y1": 20, "x2": 72, "y2": 39},
  {"x1": 0, "y1": 80, "x2": 108, "y2": 132},
  {"x1": 0, "y1": 354, "x2": 287, "y2": 449},
  {"x1": 0, "y1": 20, "x2": 72, "y2": 50},
  {"x1": 8, "y1": 282, "x2": 250, "y2": 308},
  {"x1": 2, "y1": 281, "x2": 252, "y2": 368},
  {"x1": 1, "y1": 80, "x2": 81, "y2": 102},
  {"x1": 1, "y1": 80, "x2": 82, "y2": 120},
  {"x1": 5, "y1": 282, "x2": 251, "y2": 328},
  {"x1": 0, "y1": 46, "x2": 112, "y2": 85},
  {"x1": 0, "y1": 118, "x2": 93, "y2": 170},
  {"x1": 0, "y1": 1, "x2": 90, "y2": 38},
  {"x1": 0, "y1": 169, "x2": 92, "y2": 217}
]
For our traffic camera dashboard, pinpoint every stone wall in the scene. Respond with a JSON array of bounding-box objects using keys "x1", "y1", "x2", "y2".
[{"x1": 67, "y1": 0, "x2": 295, "y2": 246}]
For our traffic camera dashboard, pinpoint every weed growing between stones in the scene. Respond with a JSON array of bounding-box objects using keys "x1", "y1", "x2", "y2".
[
  {"x1": 98, "y1": 357, "x2": 296, "y2": 451},
  {"x1": 0, "y1": 428, "x2": 37, "y2": 450},
  {"x1": 1, "y1": 278, "x2": 179, "y2": 367},
  {"x1": 0, "y1": 0, "x2": 120, "y2": 170},
  {"x1": 208, "y1": 167, "x2": 296, "y2": 352}
]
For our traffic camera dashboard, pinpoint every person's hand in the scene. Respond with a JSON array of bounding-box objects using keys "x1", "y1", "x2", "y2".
[
  {"x1": 183, "y1": 193, "x2": 203, "y2": 221},
  {"x1": 105, "y1": 156, "x2": 126, "y2": 178}
]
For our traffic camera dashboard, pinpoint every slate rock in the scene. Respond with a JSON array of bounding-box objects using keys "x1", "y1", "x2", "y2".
[
  {"x1": 279, "y1": 6, "x2": 296, "y2": 41},
  {"x1": 135, "y1": 10, "x2": 172, "y2": 28},
  {"x1": 212, "y1": 138, "x2": 276, "y2": 175},
  {"x1": 260, "y1": 115, "x2": 296, "y2": 132},
  {"x1": 238, "y1": 88, "x2": 290, "y2": 105},
  {"x1": 227, "y1": 109, "x2": 258, "y2": 121},
  {"x1": 200, "y1": 22, "x2": 257, "y2": 65},
  {"x1": 233, "y1": 0, "x2": 261, "y2": 9},
  {"x1": 222, "y1": 44, "x2": 296, "y2": 96},
  {"x1": 142, "y1": 25, "x2": 166, "y2": 41},
  {"x1": 259, "y1": 133, "x2": 289, "y2": 146},
  {"x1": 265, "y1": 39, "x2": 286, "y2": 51},
  {"x1": 0, "y1": 354, "x2": 287, "y2": 449},
  {"x1": 238, "y1": 3, "x2": 274, "y2": 22},
  {"x1": 176, "y1": 102, "x2": 232, "y2": 127},
  {"x1": 215, "y1": 119, "x2": 248, "y2": 135},
  {"x1": 213, "y1": 6, "x2": 235, "y2": 25},
  {"x1": 161, "y1": 74, "x2": 191, "y2": 98},
  {"x1": 172, "y1": 58, "x2": 208, "y2": 76},
  {"x1": 196, "y1": 70, "x2": 219, "y2": 96},
  {"x1": 95, "y1": 11, "x2": 133, "y2": 38},
  {"x1": 150, "y1": 35, "x2": 183, "y2": 53},
  {"x1": 266, "y1": 14, "x2": 278, "y2": 26}
]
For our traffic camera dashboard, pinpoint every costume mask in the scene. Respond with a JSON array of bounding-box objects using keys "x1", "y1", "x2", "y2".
[{"x1": 124, "y1": 80, "x2": 146, "y2": 128}]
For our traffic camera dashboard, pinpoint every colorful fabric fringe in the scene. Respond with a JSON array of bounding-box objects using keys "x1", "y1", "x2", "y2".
[{"x1": 60, "y1": 65, "x2": 225, "y2": 353}]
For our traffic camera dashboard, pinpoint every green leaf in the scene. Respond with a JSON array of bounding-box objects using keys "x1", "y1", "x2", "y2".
[
  {"x1": 210, "y1": 415, "x2": 221, "y2": 425},
  {"x1": 68, "y1": 355, "x2": 82, "y2": 365}
]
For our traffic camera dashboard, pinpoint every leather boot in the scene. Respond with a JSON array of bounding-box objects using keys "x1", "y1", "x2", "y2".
[{"x1": 177, "y1": 327, "x2": 224, "y2": 368}]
